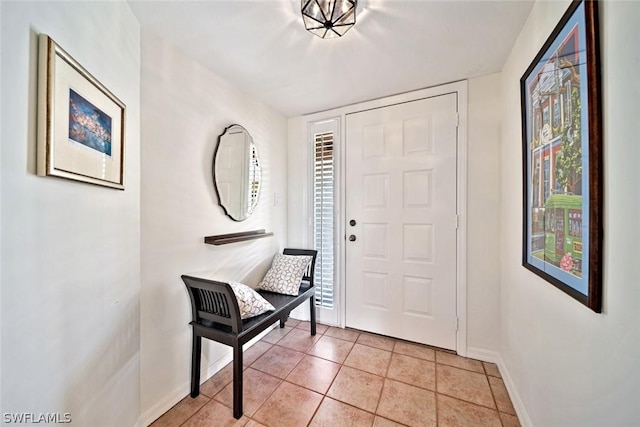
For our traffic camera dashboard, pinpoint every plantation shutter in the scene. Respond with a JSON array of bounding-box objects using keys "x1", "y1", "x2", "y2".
[{"x1": 314, "y1": 131, "x2": 334, "y2": 308}]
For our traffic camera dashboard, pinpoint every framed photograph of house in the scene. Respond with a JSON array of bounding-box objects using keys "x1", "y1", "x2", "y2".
[
  {"x1": 37, "y1": 34, "x2": 125, "y2": 189},
  {"x1": 520, "y1": 0, "x2": 602, "y2": 312}
]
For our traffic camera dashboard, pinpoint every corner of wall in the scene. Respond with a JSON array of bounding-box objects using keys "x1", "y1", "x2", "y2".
[{"x1": 465, "y1": 73, "x2": 503, "y2": 353}]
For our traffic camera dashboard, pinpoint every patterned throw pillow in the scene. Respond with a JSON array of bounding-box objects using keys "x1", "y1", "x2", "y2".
[
  {"x1": 257, "y1": 253, "x2": 313, "y2": 296},
  {"x1": 228, "y1": 282, "x2": 275, "y2": 319}
]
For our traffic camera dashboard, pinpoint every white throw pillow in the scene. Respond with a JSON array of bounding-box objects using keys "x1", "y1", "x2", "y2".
[
  {"x1": 257, "y1": 253, "x2": 312, "y2": 296},
  {"x1": 228, "y1": 282, "x2": 275, "y2": 319}
]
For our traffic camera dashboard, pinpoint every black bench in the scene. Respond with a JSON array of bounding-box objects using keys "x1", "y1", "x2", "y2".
[{"x1": 181, "y1": 248, "x2": 318, "y2": 419}]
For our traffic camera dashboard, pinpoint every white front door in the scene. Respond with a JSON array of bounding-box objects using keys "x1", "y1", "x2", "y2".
[{"x1": 345, "y1": 94, "x2": 459, "y2": 350}]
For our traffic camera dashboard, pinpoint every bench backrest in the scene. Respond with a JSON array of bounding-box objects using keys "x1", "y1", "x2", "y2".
[
  {"x1": 181, "y1": 275, "x2": 243, "y2": 332},
  {"x1": 182, "y1": 248, "x2": 317, "y2": 333}
]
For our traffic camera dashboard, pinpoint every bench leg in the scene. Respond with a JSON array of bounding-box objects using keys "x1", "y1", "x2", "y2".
[
  {"x1": 279, "y1": 313, "x2": 289, "y2": 328},
  {"x1": 190, "y1": 332, "x2": 201, "y2": 398},
  {"x1": 232, "y1": 342, "x2": 243, "y2": 419},
  {"x1": 309, "y1": 295, "x2": 317, "y2": 336}
]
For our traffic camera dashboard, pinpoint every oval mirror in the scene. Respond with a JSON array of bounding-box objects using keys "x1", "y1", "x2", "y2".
[{"x1": 213, "y1": 124, "x2": 261, "y2": 221}]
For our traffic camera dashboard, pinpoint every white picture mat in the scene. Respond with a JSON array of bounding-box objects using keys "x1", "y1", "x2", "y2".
[{"x1": 52, "y1": 55, "x2": 123, "y2": 183}]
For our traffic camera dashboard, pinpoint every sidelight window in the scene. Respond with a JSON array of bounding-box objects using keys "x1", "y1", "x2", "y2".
[{"x1": 312, "y1": 125, "x2": 336, "y2": 308}]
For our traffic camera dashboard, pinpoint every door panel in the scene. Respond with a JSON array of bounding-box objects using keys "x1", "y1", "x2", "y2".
[{"x1": 345, "y1": 94, "x2": 458, "y2": 350}]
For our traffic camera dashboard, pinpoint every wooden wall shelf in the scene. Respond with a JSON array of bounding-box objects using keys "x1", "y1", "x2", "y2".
[{"x1": 204, "y1": 229, "x2": 274, "y2": 246}]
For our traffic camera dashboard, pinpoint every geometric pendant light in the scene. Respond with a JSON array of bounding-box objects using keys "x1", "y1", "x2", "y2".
[{"x1": 301, "y1": 0, "x2": 357, "y2": 39}]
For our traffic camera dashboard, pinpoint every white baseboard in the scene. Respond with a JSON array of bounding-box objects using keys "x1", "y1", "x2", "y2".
[
  {"x1": 467, "y1": 347, "x2": 533, "y2": 427},
  {"x1": 138, "y1": 325, "x2": 276, "y2": 427},
  {"x1": 466, "y1": 347, "x2": 502, "y2": 364}
]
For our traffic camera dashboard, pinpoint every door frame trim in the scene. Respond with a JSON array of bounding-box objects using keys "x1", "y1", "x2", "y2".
[
  {"x1": 455, "y1": 82, "x2": 469, "y2": 357},
  {"x1": 304, "y1": 81, "x2": 468, "y2": 356}
]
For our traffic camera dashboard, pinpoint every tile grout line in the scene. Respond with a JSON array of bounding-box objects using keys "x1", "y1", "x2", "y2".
[
  {"x1": 251, "y1": 324, "x2": 325, "y2": 425},
  {"x1": 258, "y1": 323, "x2": 328, "y2": 426},
  {"x1": 434, "y1": 358, "x2": 439, "y2": 426},
  {"x1": 299, "y1": 325, "x2": 360, "y2": 426},
  {"x1": 304, "y1": 394, "x2": 325, "y2": 427},
  {"x1": 273, "y1": 330, "x2": 431, "y2": 426},
  {"x1": 371, "y1": 341, "x2": 395, "y2": 419},
  {"x1": 177, "y1": 394, "x2": 212, "y2": 427},
  {"x1": 482, "y1": 362, "x2": 506, "y2": 427}
]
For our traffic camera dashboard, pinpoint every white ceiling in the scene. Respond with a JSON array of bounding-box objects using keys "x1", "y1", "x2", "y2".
[{"x1": 128, "y1": 0, "x2": 534, "y2": 117}]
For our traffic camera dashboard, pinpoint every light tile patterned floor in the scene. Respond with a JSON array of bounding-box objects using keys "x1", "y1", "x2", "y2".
[{"x1": 151, "y1": 321, "x2": 520, "y2": 427}]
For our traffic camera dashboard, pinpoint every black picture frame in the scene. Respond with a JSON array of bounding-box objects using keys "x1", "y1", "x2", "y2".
[{"x1": 520, "y1": 0, "x2": 602, "y2": 312}]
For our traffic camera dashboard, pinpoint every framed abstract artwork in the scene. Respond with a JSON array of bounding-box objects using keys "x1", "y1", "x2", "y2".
[
  {"x1": 37, "y1": 34, "x2": 126, "y2": 189},
  {"x1": 520, "y1": 0, "x2": 602, "y2": 312}
]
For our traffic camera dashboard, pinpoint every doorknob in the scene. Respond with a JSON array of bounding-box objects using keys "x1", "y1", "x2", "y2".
[
  {"x1": 349, "y1": 219, "x2": 356, "y2": 226},
  {"x1": 349, "y1": 235, "x2": 356, "y2": 242}
]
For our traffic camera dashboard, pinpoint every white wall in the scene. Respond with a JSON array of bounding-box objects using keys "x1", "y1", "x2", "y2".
[
  {"x1": 466, "y1": 74, "x2": 502, "y2": 353},
  {"x1": 0, "y1": 2, "x2": 141, "y2": 426},
  {"x1": 139, "y1": 32, "x2": 289, "y2": 424},
  {"x1": 499, "y1": 1, "x2": 640, "y2": 426},
  {"x1": 0, "y1": 0, "x2": 3, "y2": 417},
  {"x1": 287, "y1": 79, "x2": 502, "y2": 352}
]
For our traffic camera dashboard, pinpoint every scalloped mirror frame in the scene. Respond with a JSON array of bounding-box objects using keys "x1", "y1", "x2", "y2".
[{"x1": 213, "y1": 124, "x2": 261, "y2": 221}]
